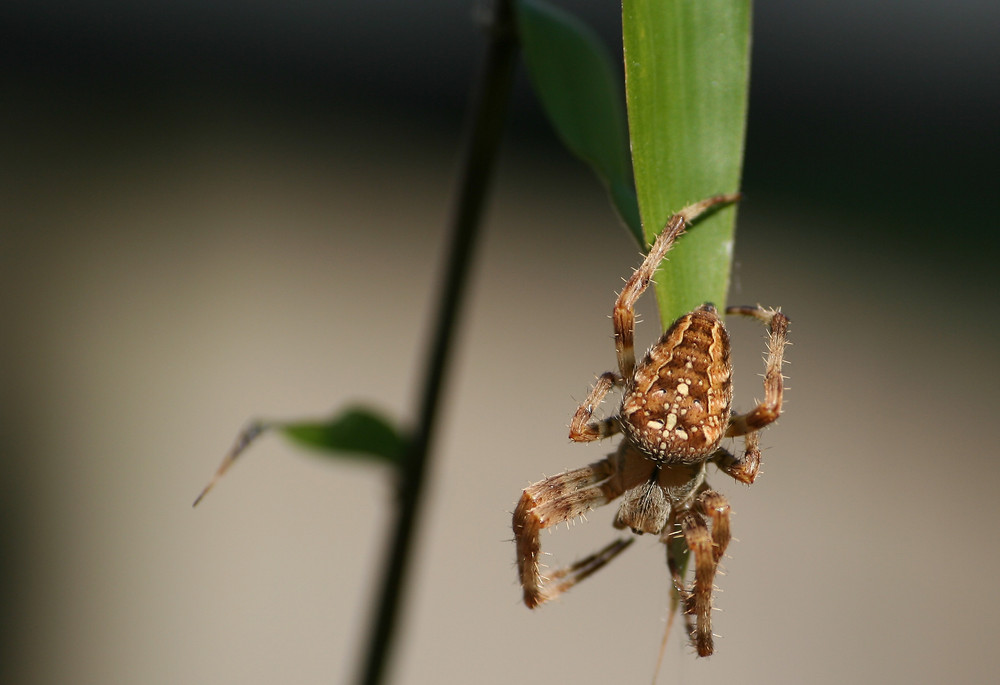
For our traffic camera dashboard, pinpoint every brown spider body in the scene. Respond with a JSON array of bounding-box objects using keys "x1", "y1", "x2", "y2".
[
  {"x1": 512, "y1": 194, "x2": 790, "y2": 658},
  {"x1": 621, "y1": 304, "x2": 732, "y2": 465}
]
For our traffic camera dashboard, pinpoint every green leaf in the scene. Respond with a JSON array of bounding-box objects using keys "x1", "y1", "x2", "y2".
[
  {"x1": 623, "y1": 0, "x2": 751, "y2": 326},
  {"x1": 666, "y1": 533, "x2": 691, "y2": 612},
  {"x1": 193, "y1": 407, "x2": 407, "y2": 506},
  {"x1": 279, "y1": 407, "x2": 408, "y2": 465},
  {"x1": 517, "y1": 0, "x2": 642, "y2": 243}
]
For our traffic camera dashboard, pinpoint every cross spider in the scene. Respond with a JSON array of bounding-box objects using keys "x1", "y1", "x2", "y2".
[{"x1": 512, "y1": 194, "x2": 789, "y2": 657}]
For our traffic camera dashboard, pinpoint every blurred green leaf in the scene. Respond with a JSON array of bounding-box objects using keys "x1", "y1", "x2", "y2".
[
  {"x1": 623, "y1": 0, "x2": 751, "y2": 325},
  {"x1": 279, "y1": 407, "x2": 408, "y2": 465},
  {"x1": 516, "y1": 0, "x2": 642, "y2": 243},
  {"x1": 667, "y1": 533, "x2": 691, "y2": 609},
  {"x1": 194, "y1": 407, "x2": 407, "y2": 506}
]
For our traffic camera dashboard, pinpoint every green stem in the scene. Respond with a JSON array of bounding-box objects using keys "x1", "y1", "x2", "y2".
[{"x1": 353, "y1": 3, "x2": 518, "y2": 684}]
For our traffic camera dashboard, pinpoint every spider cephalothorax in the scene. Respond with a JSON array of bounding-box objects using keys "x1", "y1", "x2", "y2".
[{"x1": 512, "y1": 194, "x2": 789, "y2": 657}]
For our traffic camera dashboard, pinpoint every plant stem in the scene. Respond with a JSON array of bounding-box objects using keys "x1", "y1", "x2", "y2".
[{"x1": 354, "y1": 3, "x2": 518, "y2": 684}]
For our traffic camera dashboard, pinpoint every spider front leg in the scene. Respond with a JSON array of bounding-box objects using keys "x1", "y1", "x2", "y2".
[
  {"x1": 665, "y1": 527, "x2": 698, "y2": 649},
  {"x1": 613, "y1": 194, "x2": 741, "y2": 380},
  {"x1": 677, "y1": 489, "x2": 732, "y2": 657},
  {"x1": 513, "y1": 446, "x2": 652, "y2": 607},
  {"x1": 514, "y1": 456, "x2": 626, "y2": 608},
  {"x1": 698, "y1": 490, "x2": 732, "y2": 565},
  {"x1": 725, "y1": 305, "x2": 790, "y2": 437}
]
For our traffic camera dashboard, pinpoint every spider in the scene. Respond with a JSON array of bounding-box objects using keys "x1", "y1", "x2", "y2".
[{"x1": 512, "y1": 193, "x2": 789, "y2": 657}]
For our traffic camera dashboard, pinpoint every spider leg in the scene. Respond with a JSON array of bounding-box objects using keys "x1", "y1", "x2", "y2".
[
  {"x1": 697, "y1": 489, "x2": 732, "y2": 565},
  {"x1": 513, "y1": 445, "x2": 652, "y2": 607},
  {"x1": 665, "y1": 524, "x2": 698, "y2": 646},
  {"x1": 569, "y1": 371, "x2": 623, "y2": 442},
  {"x1": 613, "y1": 194, "x2": 741, "y2": 382},
  {"x1": 545, "y1": 537, "x2": 635, "y2": 598},
  {"x1": 712, "y1": 429, "x2": 761, "y2": 484},
  {"x1": 679, "y1": 508, "x2": 720, "y2": 657},
  {"x1": 725, "y1": 305, "x2": 790, "y2": 437}
]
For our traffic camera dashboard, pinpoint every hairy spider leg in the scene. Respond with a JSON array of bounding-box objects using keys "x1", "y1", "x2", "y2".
[
  {"x1": 513, "y1": 445, "x2": 654, "y2": 608},
  {"x1": 613, "y1": 194, "x2": 741, "y2": 383},
  {"x1": 724, "y1": 306, "x2": 790, "y2": 437},
  {"x1": 712, "y1": 429, "x2": 762, "y2": 485},
  {"x1": 569, "y1": 371, "x2": 623, "y2": 442}
]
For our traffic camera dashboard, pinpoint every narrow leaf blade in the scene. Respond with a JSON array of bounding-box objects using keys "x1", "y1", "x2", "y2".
[
  {"x1": 193, "y1": 407, "x2": 407, "y2": 506},
  {"x1": 279, "y1": 407, "x2": 408, "y2": 465},
  {"x1": 623, "y1": 0, "x2": 751, "y2": 325}
]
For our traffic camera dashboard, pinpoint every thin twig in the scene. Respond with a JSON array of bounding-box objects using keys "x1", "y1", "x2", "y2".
[{"x1": 354, "y1": 2, "x2": 519, "y2": 684}]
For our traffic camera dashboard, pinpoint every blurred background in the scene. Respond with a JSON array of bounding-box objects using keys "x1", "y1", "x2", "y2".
[{"x1": 2, "y1": 1, "x2": 998, "y2": 684}]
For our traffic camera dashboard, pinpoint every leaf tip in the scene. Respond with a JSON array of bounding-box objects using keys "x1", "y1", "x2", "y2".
[{"x1": 192, "y1": 420, "x2": 270, "y2": 508}]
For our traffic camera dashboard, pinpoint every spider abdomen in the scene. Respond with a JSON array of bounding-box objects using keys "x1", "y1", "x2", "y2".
[{"x1": 620, "y1": 304, "x2": 733, "y2": 464}]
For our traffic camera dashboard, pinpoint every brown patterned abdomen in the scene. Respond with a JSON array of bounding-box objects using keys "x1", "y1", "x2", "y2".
[{"x1": 620, "y1": 304, "x2": 733, "y2": 464}]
